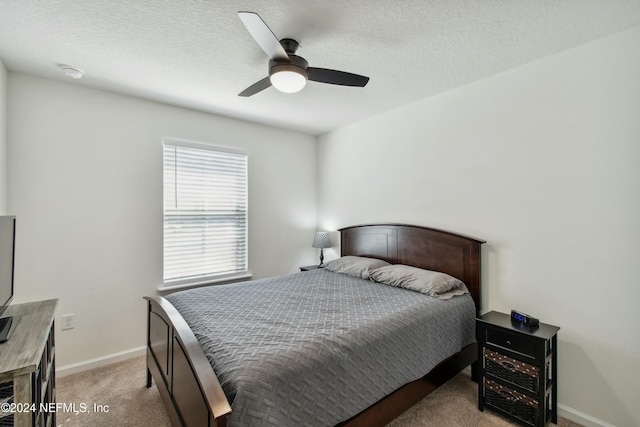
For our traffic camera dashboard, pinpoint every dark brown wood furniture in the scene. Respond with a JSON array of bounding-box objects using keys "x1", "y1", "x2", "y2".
[
  {"x1": 477, "y1": 311, "x2": 560, "y2": 427},
  {"x1": 0, "y1": 299, "x2": 57, "y2": 427},
  {"x1": 145, "y1": 223, "x2": 485, "y2": 427},
  {"x1": 299, "y1": 265, "x2": 321, "y2": 271}
]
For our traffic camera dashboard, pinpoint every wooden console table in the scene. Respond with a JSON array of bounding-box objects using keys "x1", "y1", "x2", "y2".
[{"x1": 0, "y1": 299, "x2": 57, "y2": 427}]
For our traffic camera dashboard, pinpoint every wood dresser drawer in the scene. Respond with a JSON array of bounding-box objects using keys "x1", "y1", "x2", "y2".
[{"x1": 486, "y1": 328, "x2": 536, "y2": 358}]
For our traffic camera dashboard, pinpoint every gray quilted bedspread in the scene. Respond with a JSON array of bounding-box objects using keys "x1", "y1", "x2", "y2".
[{"x1": 166, "y1": 269, "x2": 475, "y2": 427}]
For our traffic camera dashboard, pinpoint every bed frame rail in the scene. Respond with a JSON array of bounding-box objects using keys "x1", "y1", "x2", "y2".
[{"x1": 145, "y1": 295, "x2": 232, "y2": 427}]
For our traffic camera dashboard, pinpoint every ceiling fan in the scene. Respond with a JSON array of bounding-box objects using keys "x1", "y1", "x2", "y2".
[{"x1": 237, "y1": 11, "x2": 370, "y2": 97}]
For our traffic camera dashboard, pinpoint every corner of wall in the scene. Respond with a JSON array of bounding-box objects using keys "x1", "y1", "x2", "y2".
[{"x1": 0, "y1": 59, "x2": 7, "y2": 214}]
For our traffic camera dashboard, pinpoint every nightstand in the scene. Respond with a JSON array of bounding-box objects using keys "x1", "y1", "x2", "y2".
[
  {"x1": 299, "y1": 265, "x2": 322, "y2": 271},
  {"x1": 477, "y1": 311, "x2": 560, "y2": 427}
]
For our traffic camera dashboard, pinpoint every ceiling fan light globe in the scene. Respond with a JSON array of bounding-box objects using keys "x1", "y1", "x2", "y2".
[{"x1": 270, "y1": 70, "x2": 307, "y2": 93}]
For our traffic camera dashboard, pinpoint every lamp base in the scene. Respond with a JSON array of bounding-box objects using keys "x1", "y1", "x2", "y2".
[{"x1": 318, "y1": 248, "x2": 325, "y2": 267}]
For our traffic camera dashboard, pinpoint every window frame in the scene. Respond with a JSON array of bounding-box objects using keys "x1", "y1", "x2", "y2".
[{"x1": 162, "y1": 138, "x2": 249, "y2": 289}]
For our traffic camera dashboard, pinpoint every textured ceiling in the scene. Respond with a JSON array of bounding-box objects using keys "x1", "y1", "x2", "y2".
[{"x1": 1, "y1": 0, "x2": 640, "y2": 135}]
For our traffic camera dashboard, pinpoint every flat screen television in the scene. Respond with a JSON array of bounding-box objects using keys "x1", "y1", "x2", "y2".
[{"x1": 0, "y1": 215, "x2": 16, "y2": 341}]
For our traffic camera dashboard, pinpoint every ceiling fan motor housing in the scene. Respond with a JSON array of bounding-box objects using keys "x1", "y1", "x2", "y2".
[{"x1": 268, "y1": 55, "x2": 309, "y2": 78}]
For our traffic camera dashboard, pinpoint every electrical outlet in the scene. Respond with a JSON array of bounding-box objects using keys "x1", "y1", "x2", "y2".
[{"x1": 62, "y1": 313, "x2": 75, "y2": 330}]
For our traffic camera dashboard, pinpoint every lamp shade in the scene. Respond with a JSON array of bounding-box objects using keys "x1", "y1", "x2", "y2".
[{"x1": 312, "y1": 232, "x2": 331, "y2": 249}]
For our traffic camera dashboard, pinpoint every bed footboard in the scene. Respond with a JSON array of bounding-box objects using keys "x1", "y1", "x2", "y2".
[{"x1": 145, "y1": 296, "x2": 232, "y2": 427}]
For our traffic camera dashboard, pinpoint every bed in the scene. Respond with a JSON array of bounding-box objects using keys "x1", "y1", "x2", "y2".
[{"x1": 145, "y1": 223, "x2": 485, "y2": 427}]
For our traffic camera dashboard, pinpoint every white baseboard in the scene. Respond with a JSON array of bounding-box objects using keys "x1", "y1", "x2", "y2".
[
  {"x1": 56, "y1": 346, "x2": 146, "y2": 377},
  {"x1": 558, "y1": 404, "x2": 615, "y2": 427}
]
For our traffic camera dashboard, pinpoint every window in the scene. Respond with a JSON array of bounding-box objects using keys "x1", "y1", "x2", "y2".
[{"x1": 163, "y1": 139, "x2": 248, "y2": 286}]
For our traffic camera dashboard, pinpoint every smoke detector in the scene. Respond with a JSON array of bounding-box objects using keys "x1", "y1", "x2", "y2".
[{"x1": 58, "y1": 64, "x2": 84, "y2": 79}]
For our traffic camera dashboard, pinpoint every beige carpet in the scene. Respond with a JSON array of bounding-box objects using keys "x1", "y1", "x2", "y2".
[
  {"x1": 56, "y1": 356, "x2": 581, "y2": 426},
  {"x1": 56, "y1": 356, "x2": 171, "y2": 427}
]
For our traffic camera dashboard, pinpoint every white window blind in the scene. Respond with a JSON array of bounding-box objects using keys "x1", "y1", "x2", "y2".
[{"x1": 163, "y1": 139, "x2": 248, "y2": 285}]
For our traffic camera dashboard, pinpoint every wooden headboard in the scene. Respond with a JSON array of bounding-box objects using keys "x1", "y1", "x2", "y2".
[{"x1": 339, "y1": 224, "x2": 485, "y2": 313}]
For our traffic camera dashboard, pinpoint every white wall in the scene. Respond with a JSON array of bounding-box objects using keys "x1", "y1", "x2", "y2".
[
  {"x1": 7, "y1": 74, "x2": 317, "y2": 367},
  {"x1": 318, "y1": 26, "x2": 640, "y2": 427},
  {"x1": 0, "y1": 59, "x2": 7, "y2": 213}
]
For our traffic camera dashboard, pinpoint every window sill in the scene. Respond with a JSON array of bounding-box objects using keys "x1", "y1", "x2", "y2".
[{"x1": 158, "y1": 273, "x2": 253, "y2": 296}]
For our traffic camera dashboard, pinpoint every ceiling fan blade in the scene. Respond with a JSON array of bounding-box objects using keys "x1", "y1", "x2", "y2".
[
  {"x1": 238, "y1": 11, "x2": 288, "y2": 61},
  {"x1": 307, "y1": 68, "x2": 370, "y2": 87},
  {"x1": 238, "y1": 76, "x2": 272, "y2": 97}
]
